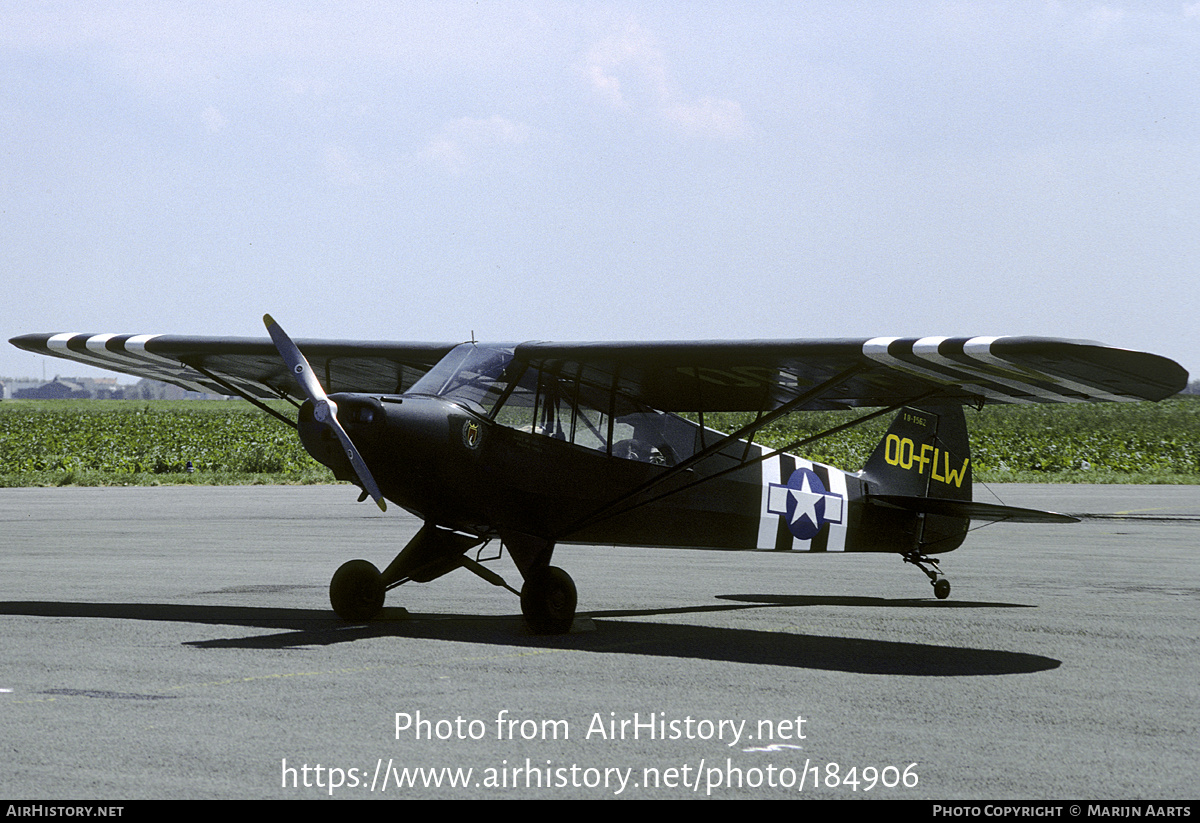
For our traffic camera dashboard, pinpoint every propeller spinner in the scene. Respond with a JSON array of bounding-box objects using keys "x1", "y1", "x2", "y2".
[{"x1": 263, "y1": 314, "x2": 387, "y2": 511}]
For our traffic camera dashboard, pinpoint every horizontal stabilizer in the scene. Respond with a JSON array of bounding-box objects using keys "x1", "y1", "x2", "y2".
[{"x1": 868, "y1": 494, "x2": 1079, "y2": 524}]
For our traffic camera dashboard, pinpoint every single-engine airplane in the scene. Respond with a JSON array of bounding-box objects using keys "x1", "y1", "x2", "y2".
[{"x1": 10, "y1": 323, "x2": 1188, "y2": 633}]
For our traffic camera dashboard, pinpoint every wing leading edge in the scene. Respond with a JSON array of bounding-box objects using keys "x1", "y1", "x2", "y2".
[
  {"x1": 10, "y1": 332, "x2": 1187, "y2": 412},
  {"x1": 9, "y1": 332, "x2": 458, "y2": 401}
]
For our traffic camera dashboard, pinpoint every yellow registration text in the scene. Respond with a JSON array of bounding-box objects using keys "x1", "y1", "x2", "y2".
[{"x1": 883, "y1": 435, "x2": 969, "y2": 488}]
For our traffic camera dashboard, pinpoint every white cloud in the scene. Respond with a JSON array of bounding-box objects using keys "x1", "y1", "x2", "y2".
[
  {"x1": 200, "y1": 106, "x2": 228, "y2": 134},
  {"x1": 583, "y1": 22, "x2": 671, "y2": 111},
  {"x1": 419, "y1": 115, "x2": 531, "y2": 174},
  {"x1": 664, "y1": 97, "x2": 751, "y2": 141},
  {"x1": 582, "y1": 22, "x2": 750, "y2": 140}
]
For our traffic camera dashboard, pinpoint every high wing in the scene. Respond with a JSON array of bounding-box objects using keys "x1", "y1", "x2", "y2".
[
  {"x1": 516, "y1": 336, "x2": 1187, "y2": 411},
  {"x1": 9, "y1": 332, "x2": 458, "y2": 401},
  {"x1": 10, "y1": 332, "x2": 1186, "y2": 411}
]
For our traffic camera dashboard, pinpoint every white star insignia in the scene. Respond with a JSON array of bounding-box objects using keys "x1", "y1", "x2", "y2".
[{"x1": 789, "y1": 472, "x2": 823, "y2": 529}]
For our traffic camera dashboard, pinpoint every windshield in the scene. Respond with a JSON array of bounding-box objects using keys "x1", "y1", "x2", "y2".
[{"x1": 407, "y1": 344, "x2": 518, "y2": 415}]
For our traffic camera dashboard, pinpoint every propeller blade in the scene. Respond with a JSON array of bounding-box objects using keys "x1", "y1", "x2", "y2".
[
  {"x1": 264, "y1": 313, "x2": 329, "y2": 405},
  {"x1": 263, "y1": 314, "x2": 387, "y2": 512}
]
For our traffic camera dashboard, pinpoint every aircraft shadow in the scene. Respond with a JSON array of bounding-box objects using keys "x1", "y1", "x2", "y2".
[{"x1": 1, "y1": 597, "x2": 1058, "y2": 677}]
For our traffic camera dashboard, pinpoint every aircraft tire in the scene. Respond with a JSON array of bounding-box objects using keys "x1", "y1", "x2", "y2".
[
  {"x1": 934, "y1": 578, "x2": 951, "y2": 600},
  {"x1": 330, "y1": 559, "x2": 385, "y2": 621},
  {"x1": 520, "y1": 566, "x2": 577, "y2": 635}
]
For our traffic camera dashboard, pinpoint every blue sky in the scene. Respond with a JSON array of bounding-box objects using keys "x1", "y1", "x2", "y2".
[{"x1": 3, "y1": 2, "x2": 1197, "y2": 382}]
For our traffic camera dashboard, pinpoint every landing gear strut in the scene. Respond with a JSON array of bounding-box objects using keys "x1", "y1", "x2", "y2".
[
  {"x1": 903, "y1": 551, "x2": 951, "y2": 600},
  {"x1": 326, "y1": 529, "x2": 580, "y2": 633},
  {"x1": 520, "y1": 566, "x2": 577, "y2": 634}
]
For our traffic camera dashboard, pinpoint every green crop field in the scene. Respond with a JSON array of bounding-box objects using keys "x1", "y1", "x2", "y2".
[
  {"x1": 0, "y1": 399, "x2": 327, "y2": 487},
  {"x1": 1, "y1": 396, "x2": 1198, "y2": 486}
]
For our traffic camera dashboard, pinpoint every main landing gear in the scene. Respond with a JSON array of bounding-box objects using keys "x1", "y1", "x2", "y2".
[
  {"x1": 326, "y1": 526, "x2": 580, "y2": 634},
  {"x1": 519, "y1": 566, "x2": 577, "y2": 635},
  {"x1": 902, "y1": 551, "x2": 951, "y2": 600},
  {"x1": 330, "y1": 559, "x2": 386, "y2": 621}
]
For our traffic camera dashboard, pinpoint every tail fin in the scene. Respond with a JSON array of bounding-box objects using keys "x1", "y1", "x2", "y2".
[
  {"x1": 852, "y1": 405, "x2": 1077, "y2": 559},
  {"x1": 859, "y1": 405, "x2": 972, "y2": 553},
  {"x1": 861, "y1": 405, "x2": 972, "y2": 501}
]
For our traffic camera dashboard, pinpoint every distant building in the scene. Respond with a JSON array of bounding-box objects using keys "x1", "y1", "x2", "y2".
[
  {"x1": 81, "y1": 377, "x2": 123, "y2": 399},
  {"x1": 15, "y1": 377, "x2": 92, "y2": 399},
  {"x1": 4, "y1": 376, "x2": 224, "y2": 400},
  {"x1": 1, "y1": 379, "x2": 42, "y2": 399}
]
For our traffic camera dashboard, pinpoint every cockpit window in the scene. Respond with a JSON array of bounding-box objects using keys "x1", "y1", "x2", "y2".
[
  {"x1": 407, "y1": 344, "x2": 517, "y2": 415},
  {"x1": 495, "y1": 369, "x2": 612, "y2": 453},
  {"x1": 415, "y1": 347, "x2": 703, "y2": 466},
  {"x1": 490, "y1": 362, "x2": 699, "y2": 466}
]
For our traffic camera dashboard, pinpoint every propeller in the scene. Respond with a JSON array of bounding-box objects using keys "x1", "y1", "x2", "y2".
[{"x1": 263, "y1": 314, "x2": 387, "y2": 512}]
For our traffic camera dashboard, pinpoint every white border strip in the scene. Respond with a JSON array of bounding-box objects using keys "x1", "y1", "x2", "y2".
[
  {"x1": 758, "y1": 454, "x2": 783, "y2": 549},
  {"x1": 962, "y1": 336, "x2": 1129, "y2": 402}
]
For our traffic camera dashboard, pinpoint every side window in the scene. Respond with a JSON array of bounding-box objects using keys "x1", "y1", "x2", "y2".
[
  {"x1": 611, "y1": 408, "x2": 694, "y2": 467},
  {"x1": 569, "y1": 383, "x2": 610, "y2": 452},
  {"x1": 492, "y1": 364, "x2": 538, "y2": 432},
  {"x1": 492, "y1": 367, "x2": 609, "y2": 455},
  {"x1": 535, "y1": 374, "x2": 611, "y2": 453},
  {"x1": 491, "y1": 364, "x2": 697, "y2": 466},
  {"x1": 535, "y1": 374, "x2": 573, "y2": 440}
]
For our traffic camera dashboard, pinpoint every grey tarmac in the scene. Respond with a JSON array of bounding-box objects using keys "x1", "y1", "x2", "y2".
[{"x1": 0, "y1": 484, "x2": 1196, "y2": 799}]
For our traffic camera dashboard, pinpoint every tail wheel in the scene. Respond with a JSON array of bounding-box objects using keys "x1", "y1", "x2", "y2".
[
  {"x1": 330, "y1": 559, "x2": 385, "y2": 621},
  {"x1": 903, "y1": 551, "x2": 952, "y2": 601},
  {"x1": 520, "y1": 566, "x2": 577, "y2": 634}
]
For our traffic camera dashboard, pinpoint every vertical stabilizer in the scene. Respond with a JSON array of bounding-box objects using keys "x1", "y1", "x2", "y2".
[
  {"x1": 858, "y1": 405, "x2": 972, "y2": 554},
  {"x1": 861, "y1": 405, "x2": 972, "y2": 501}
]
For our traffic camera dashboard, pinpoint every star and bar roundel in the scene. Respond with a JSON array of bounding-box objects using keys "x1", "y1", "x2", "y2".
[{"x1": 759, "y1": 455, "x2": 847, "y2": 551}]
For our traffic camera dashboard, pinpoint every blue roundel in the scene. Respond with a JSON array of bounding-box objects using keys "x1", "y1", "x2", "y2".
[{"x1": 784, "y1": 468, "x2": 835, "y2": 540}]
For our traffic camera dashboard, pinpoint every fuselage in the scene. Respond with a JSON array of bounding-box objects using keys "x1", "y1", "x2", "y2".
[{"x1": 295, "y1": 343, "x2": 953, "y2": 555}]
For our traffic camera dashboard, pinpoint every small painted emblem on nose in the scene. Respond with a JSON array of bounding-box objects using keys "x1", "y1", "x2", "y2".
[{"x1": 463, "y1": 420, "x2": 482, "y2": 449}]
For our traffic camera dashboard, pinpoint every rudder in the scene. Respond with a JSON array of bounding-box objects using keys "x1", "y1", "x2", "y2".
[
  {"x1": 861, "y1": 405, "x2": 972, "y2": 501},
  {"x1": 858, "y1": 405, "x2": 972, "y2": 554}
]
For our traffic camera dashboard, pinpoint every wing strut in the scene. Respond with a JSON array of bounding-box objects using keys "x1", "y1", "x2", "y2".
[
  {"x1": 190, "y1": 364, "x2": 300, "y2": 429},
  {"x1": 556, "y1": 363, "x2": 871, "y2": 539}
]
